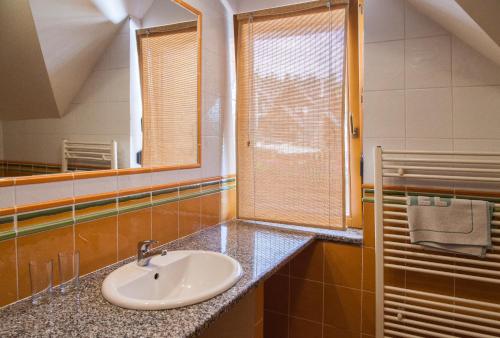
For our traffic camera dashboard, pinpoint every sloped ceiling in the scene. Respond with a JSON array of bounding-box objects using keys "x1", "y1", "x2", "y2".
[
  {"x1": 0, "y1": 0, "x2": 59, "y2": 120},
  {"x1": 0, "y1": 0, "x2": 136, "y2": 121},
  {"x1": 456, "y1": 0, "x2": 500, "y2": 47},
  {"x1": 30, "y1": 0, "x2": 123, "y2": 118},
  {"x1": 407, "y1": 0, "x2": 500, "y2": 67}
]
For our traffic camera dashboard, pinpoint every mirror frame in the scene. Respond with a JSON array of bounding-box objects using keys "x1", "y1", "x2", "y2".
[{"x1": 2, "y1": 0, "x2": 202, "y2": 186}]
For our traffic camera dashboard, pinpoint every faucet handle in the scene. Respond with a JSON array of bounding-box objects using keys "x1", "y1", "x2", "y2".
[{"x1": 137, "y1": 240, "x2": 158, "y2": 252}]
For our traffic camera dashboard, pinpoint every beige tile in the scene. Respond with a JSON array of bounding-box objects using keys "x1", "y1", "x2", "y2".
[
  {"x1": 76, "y1": 216, "x2": 117, "y2": 275},
  {"x1": 290, "y1": 278, "x2": 323, "y2": 323},
  {"x1": 405, "y1": 1, "x2": 446, "y2": 39},
  {"x1": 405, "y1": 36, "x2": 451, "y2": 89},
  {"x1": 406, "y1": 88, "x2": 453, "y2": 138},
  {"x1": 0, "y1": 239, "x2": 17, "y2": 306},
  {"x1": 324, "y1": 242, "x2": 362, "y2": 289},
  {"x1": 453, "y1": 86, "x2": 500, "y2": 139},
  {"x1": 452, "y1": 36, "x2": 500, "y2": 86},
  {"x1": 364, "y1": 90, "x2": 405, "y2": 138},
  {"x1": 364, "y1": 0, "x2": 404, "y2": 43},
  {"x1": 365, "y1": 40, "x2": 404, "y2": 90}
]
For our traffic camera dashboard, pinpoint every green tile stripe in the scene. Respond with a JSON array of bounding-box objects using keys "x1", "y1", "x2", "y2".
[
  {"x1": 75, "y1": 198, "x2": 118, "y2": 224},
  {"x1": 75, "y1": 198, "x2": 116, "y2": 211},
  {"x1": 118, "y1": 192, "x2": 151, "y2": 204},
  {"x1": 17, "y1": 219, "x2": 74, "y2": 237},
  {"x1": 76, "y1": 210, "x2": 118, "y2": 223},
  {"x1": 152, "y1": 187, "x2": 178, "y2": 197},
  {"x1": 11, "y1": 177, "x2": 237, "y2": 237},
  {"x1": 17, "y1": 205, "x2": 72, "y2": 222}
]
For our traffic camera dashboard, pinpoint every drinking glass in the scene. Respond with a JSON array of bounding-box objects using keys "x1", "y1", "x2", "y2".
[
  {"x1": 29, "y1": 259, "x2": 53, "y2": 305},
  {"x1": 58, "y1": 250, "x2": 80, "y2": 293}
]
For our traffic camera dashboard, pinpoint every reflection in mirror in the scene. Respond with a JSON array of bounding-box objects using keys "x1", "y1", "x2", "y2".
[{"x1": 0, "y1": 0, "x2": 200, "y2": 178}]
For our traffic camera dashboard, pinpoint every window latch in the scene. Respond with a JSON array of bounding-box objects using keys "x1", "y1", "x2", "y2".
[{"x1": 350, "y1": 114, "x2": 359, "y2": 138}]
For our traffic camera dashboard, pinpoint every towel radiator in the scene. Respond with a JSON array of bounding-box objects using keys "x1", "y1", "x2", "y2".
[
  {"x1": 374, "y1": 147, "x2": 500, "y2": 338},
  {"x1": 62, "y1": 140, "x2": 118, "y2": 172}
]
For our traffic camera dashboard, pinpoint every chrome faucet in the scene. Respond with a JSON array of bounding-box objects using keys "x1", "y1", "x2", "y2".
[{"x1": 137, "y1": 240, "x2": 167, "y2": 267}]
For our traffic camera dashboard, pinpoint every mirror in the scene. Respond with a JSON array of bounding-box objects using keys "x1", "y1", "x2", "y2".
[{"x1": 0, "y1": 0, "x2": 200, "y2": 178}]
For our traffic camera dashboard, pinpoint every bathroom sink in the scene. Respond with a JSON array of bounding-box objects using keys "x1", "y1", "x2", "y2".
[{"x1": 101, "y1": 250, "x2": 242, "y2": 310}]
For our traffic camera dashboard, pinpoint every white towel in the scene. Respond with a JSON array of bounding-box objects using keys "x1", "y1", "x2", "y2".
[{"x1": 406, "y1": 196, "x2": 492, "y2": 257}]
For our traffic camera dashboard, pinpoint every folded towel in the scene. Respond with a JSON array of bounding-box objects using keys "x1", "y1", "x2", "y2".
[{"x1": 406, "y1": 196, "x2": 492, "y2": 257}]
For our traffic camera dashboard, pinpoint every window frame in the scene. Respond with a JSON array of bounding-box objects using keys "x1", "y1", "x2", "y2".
[
  {"x1": 234, "y1": 0, "x2": 363, "y2": 229},
  {"x1": 136, "y1": 1, "x2": 202, "y2": 171}
]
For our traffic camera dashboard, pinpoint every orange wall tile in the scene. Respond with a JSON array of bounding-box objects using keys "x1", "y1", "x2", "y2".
[
  {"x1": 0, "y1": 239, "x2": 17, "y2": 306},
  {"x1": 117, "y1": 209, "x2": 152, "y2": 260},
  {"x1": 76, "y1": 216, "x2": 118, "y2": 275},
  {"x1": 290, "y1": 278, "x2": 323, "y2": 323},
  {"x1": 324, "y1": 242, "x2": 362, "y2": 289},
  {"x1": 201, "y1": 192, "x2": 221, "y2": 229},
  {"x1": 220, "y1": 188, "x2": 236, "y2": 222},
  {"x1": 290, "y1": 241, "x2": 323, "y2": 282},
  {"x1": 0, "y1": 176, "x2": 234, "y2": 309},
  {"x1": 179, "y1": 197, "x2": 201, "y2": 237},
  {"x1": 17, "y1": 226, "x2": 74, "y2": 299},
  {"x1": 324, "y1": 284, "x2": 361, "y2": 333},
  {"x1": 152, "y1": 202, "x2": 179, "y2": 245}
]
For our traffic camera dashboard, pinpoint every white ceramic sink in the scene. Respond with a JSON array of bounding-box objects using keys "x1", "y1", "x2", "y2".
[{"x1": 101, "y1": 250, "x2": 242, "y2": 310}]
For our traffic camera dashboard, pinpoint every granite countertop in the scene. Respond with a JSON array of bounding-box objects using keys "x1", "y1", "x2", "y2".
[{"x1": 0, "y1": 220, "x2": 362, "y2": 338}]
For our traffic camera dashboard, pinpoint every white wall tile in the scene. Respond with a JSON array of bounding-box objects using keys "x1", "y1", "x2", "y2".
[
  {"x1": 405, "y1": 1, "x2": 446, "y2": 39},
  {"x1": 452, "y1": 37, "x2": 500, "y2": 87},
  {"x1": 118, "y1": 173, "x2": 151, "y2": 191},
  {"x1": 364, "y1": 90, "x2": 405, "y2": 138},
  {"x1": 0, "y1": 186, "x2": 15, "y2": 209},
  {"x1": 202, "y1": 136, "x2": 222, "y2": 178},
  {"x1": 364, "y1": 0, "x2": 404, "y2": 43},
  {"x1": 202, "y1": 92, "x2": 222, "y2": 137},
  {"x1": 405, "y1": 36, "x2": 451, "y2": 89},
  {"x1": 15, "y1": 181, "x2": 74, "y2": 206},
  {"x1": 453, "y1": 86, "x2": 500, "y2": 139},
  {"x1": 405, "y1": 138, "x2": 453, "y2": 151},
  {"x1": 365, "y1": 40, "x2": 405, "y2": 90},
  {"x1": 363, "y1": 138, "x2": 404, "y2": 183},
  {"x1": 74, "y1": 176, "x2": 118, "y2": 197},
  {"x1": 406, "y1": 88, "x2": 452, "y2": 138},
  {"x1": 454, "y1": 139, "x2": 500, "y2": 152}
]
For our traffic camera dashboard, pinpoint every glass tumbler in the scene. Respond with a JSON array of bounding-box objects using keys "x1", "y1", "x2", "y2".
[
  {"x1": 58, "y1": 250, "x2": 80, "y2": 293},
  {"x1": 29, "y1": 259, "x2": 53, "y2": 305}
]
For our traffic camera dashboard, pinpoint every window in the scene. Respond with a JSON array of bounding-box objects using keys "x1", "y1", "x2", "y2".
[
  {"x1": 137, "y1": 22, "x2": 200, "y2": 168},
  {"x1": 236, "y1": 2, "x2": 361, "y2": 229}
]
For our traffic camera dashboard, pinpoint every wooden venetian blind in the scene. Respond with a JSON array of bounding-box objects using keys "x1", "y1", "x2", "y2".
[
  {"x1": 237, "y1": 5, "x2": 347, "y2": 228},
  {"x1": 138, "y1": 24, "x2": 198, "y2": 167}
]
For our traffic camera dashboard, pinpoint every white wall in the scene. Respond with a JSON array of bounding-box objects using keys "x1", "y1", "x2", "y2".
[
  {"x1": 362, "y1": 0, "x2": 500, "y2": 183},
  {"x1": 2, "y1": 21, "x2": 131, "y2": 168},
  {"x1": 142, "y1": 0, "x2": 196, "y2": 28}
]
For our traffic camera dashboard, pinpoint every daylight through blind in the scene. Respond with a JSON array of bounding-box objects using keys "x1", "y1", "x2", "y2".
[
  {"x1": 139, "y1": 25, "x2": 198, "y2": 167},
  {"x1": 237, "y1": 5, "x2": 347, "y2": 228}
]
